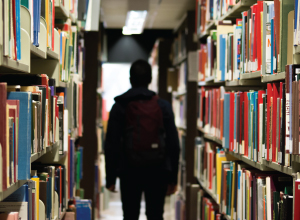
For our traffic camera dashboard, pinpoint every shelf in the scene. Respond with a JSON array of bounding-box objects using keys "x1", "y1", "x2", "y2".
[
  {"x1": 70, "y1": 13, "x2": 77, "y2": 24},
  {"x1": 59, "y1": 152, "x2": 67, "y2": 161},
  {"x1": 198, "y1": 79, "x2": 225, "y2": 87},
  {"x1": 261, "y1": 72, "x2": 285, "y2": 82},
  {"x1": 225, "y1": 79, "x2": 262, "y2": 86},
  {"x1": 31, "y1": 44, "x2": 47, "y2": 59},
  {"x1": 173, "y1": 55, "x2": 187, "y2": 66},
  {"x1": 240, "y1": 71, "x2": 261, "y2": 79},
  {"x1": 226, "y1": 150, "x2": 273, "y2": 172},
  {"x1": 55, "y1": 3, "x2": 69, "y2": 20},
  {"x1": 197, "y1": 178, "x2": 218, "y2": 205},
  {"x1": 58, "y1": 81, "x2": 68, "y2": 88},
  {"x1": 47, "y1": 48, "x2": 59, "y2": 60},
  {"x1": 177, "y1": 126, "x2": 187, "y2": 131},
  {"x1": 262, "y1": 160, "x2": 293, "y2": 176},
  {"x1": 0, "y1": 180, "x2": 28, "y2": 201},
  {"x1": 31, "y1": 142, "x2": 59, "y2": 163},
  {"x1": 216, "y1": 0, "x2": 257, "y2": 23},
  {"x1": 173, "y1": 90, "x2": 187, "y2": 98},
  {"x1": 0, "y1": 57, "x2": 30, "y2": 73},
  {"x1": 199, "y1": 21, "x2": 216, "y2": 39},
  {"x1": 204, "y1": 133, "x2": 223, "y2": 145},
  {"x1": 224, "y1": 215, "x2": 231, "y2": 220},
  {"x1": 295, "y1": 45, "x2": 300, "y2": 54}
]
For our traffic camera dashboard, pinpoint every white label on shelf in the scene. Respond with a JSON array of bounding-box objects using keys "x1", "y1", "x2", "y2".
[
  {"x1": 296, "y1": 68, "x2": 300, "y2": 74},
  {"x1": 298, "y1": 184, "x2": 300, "y2": 190}
]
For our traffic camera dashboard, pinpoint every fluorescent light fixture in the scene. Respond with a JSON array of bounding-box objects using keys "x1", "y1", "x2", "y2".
[{"x1": 122, "y1": 10, "x2": 147, "y2": 35}]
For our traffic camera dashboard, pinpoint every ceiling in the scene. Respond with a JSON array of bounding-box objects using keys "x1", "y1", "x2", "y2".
[{"x1": 100, "y1": 0, "x2": 195, "y2": 29}]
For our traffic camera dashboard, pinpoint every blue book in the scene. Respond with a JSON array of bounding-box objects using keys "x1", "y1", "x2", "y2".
[
  {"x1": 79, "y1": 147, "x2": 83, "y2": 179},
  {"x1": 4, "y1": 184, "x2": 28, "y2": 202},
  {"x1": 254, "y1": 92, "x2": 258, "y2": 162},
  {"x1": 7, "y1": 92, "x2": 32, "y2": 180},
  {"x1": 224, "y1": 93, "x2": 230, "y2": 149},
  {"x1": 220, "y1": 35, "x2": 226, "y2": 81},
  {"x1": 16, "y1": 0, "x2": 21, "y2": 60},
  {"x1": 248, "y1": 93, "x2": 251, "y2": 159},
  {"x1": 271, "y1": 18, "x2": 274, "y2": 75},
  {"x1": 76, "y1": 199, "x2": 92, "y2": 220},
  {"x1": 295, "y1": 0, "x2": 299, "y2": 46}
]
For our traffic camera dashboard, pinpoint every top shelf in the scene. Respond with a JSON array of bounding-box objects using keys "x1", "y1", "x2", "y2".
[
  {"x1": 199, "y1": 0, "x2": 257, "y2": 39},
  {"x1": 55, "y1": 2, "x2": 69, "y2": 20}
]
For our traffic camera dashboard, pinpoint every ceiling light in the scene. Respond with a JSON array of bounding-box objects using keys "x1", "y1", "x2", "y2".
[{"x1": 123, "y1": 10, "x2": 148, "y2": 35}]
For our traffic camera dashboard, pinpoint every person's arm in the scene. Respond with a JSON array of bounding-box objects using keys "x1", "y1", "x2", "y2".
[
  {"x1": 160, "y1": 100, "x2": 180, "y2": 185},
  {"x1": 104, "y1": 103, "x2": 124, "y2": 189}
]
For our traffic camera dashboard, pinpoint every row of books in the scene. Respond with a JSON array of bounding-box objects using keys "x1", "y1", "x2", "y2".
[
  {"x1": 197, "y1": 65, "x2": 300, "y2": 168},
  {"x1": 56, "y1": 20, "x2": 85, "y2": 82},
  {"x1": 197, "y1": 191, "x2": 222, "y2": 220},
  {"x1": 0, "y1": 137, "x2": 84, "y2": 220},
  {"x1": 0, "y1": 74, "x2": 83, "y2": 192},
  {"x1": 196, "y1": 0, "x2": 242, "y2": 35},
  {"x1": 3, "y1": 0, "x2": 22, "y2": 60},
  {"x1": 195, "y1": 139, "x2": 296, "y2": 220},
  {"x1": 197, "y1": 0, "x2": 295, "y2": 82},
  {"x1": 172, "y1": 29, "x2": 187, "y2": 65}
]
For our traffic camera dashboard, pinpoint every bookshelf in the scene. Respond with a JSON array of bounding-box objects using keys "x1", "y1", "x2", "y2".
[
  {"x1": 189, "y1": 0, "x2": 300, "y2": 219},
  {"x1": 0, "y1": 0, "x2": 93, "y2": 219}
]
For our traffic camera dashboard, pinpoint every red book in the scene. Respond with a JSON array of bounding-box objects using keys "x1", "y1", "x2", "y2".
[
  {"x1": 205, "y1": 90, "x2": 209, "y2": 129},
  {"x1": 220, "y1": 99, "x2": 224, "y2": 139},
  {"x1": 272, "y1": 83, "x2": 279, "y2": 162},
  {"x1": 239, "y1": 92, "x2": 244, "y2": 153},
  {"x1": 209, "y1": 151, "x2": 213, "y2": 189},
  {"x1": 0, "y1": 83, "x2": 7, "y2": 190},
  {"x1": 279, "y1": 82, "x2": 283, "y2": 155},
  {"x1": 7, "y1": 100, "x2": 19, "y2": 184},
  {"x1": 78, "y1": 82, "x2": 83, "y2": 137},
  {"x1": 257, "y1": 1, "x2": 263, "y2": 71},
  {"x1": 294, "y1": 180, "x2": 300, "y2": 220},
  {"x1": 267, "y1": 83, "x2": 273, "y2": 161},
  {"x1": 12, "y1": 0, "x2": 17, "y2": 60},
  {"x1": 200, "y1": 87, "x2": 205, "y2": 126},
  {"x1": 59, "y1": 166, "x2": 62, "y2": 206},
  {"x1": 229, "y1": 92, "x2": 234, "y2": 151},
  {"x1": 244, "y1": 92, "x2": 249, "y2": 156},
  {"x1": 236, "y1": 18, "x2": 242, "y2": 25}
]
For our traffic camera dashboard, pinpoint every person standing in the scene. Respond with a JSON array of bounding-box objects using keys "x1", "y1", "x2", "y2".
[{"x1": 105, "y1": 59, "x2": 180, "y2": 220}]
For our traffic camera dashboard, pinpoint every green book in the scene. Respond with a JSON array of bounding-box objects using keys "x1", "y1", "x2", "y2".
[
  {"x1": 273, "y1": 191, "x2": 280, "y2": 220},
  {"x1": 21, "y1": 0, "x2": 29, "y2": 8}
]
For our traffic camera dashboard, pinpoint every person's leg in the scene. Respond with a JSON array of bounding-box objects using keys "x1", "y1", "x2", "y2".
[
  {"x1": 144, "y1": 171, "x2": 168, "y2": 220},
  {"x1": 120, "y1": 173, "x2": 143, "y2": 220}
]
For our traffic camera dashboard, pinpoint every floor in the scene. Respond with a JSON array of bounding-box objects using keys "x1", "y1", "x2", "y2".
[{"x1": 100, "y1": 190, "x2": 175, "y2": 220}]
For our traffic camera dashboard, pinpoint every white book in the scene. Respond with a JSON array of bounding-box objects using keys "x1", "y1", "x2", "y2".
[
  {"x1": 259, "y1": 104, "x2": 263, "y2": 163},
  {"x1": 266, "y1": 177, "x2": 272, "y2": 220}
]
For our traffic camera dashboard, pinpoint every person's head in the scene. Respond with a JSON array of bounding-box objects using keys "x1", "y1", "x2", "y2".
[{"x1": 130, "y1": 59, "x2": 152, "y2": 88}]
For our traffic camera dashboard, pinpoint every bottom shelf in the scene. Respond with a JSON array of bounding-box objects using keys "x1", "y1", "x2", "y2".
[{"x1": 196, "y1": 177, "x2": 232, "y2": 220}]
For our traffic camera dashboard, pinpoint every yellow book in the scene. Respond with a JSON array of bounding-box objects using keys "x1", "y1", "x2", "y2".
[
  {"x1": 216, "y1": 149, "x2": 236, "y2": 204},
  {"x1": 46, "y1": 0, "x2": 49, "y2": 47},
  {"x1": 31, "y1": 173, "x2": 40, "y2": 220}
]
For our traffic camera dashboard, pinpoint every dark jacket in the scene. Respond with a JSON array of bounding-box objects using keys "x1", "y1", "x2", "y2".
[{"x1": 104, "y1": 87, "x2": 180, "y2": 187}]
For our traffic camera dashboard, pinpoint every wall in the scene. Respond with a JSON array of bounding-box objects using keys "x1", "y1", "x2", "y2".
[{"x1": 106, "y1": 29, "x2": 173, "y2": 63}]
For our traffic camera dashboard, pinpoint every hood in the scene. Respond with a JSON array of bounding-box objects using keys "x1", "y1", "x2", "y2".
[{"x1": 114, "y1": 87, "x2": 156, "y2": 105}]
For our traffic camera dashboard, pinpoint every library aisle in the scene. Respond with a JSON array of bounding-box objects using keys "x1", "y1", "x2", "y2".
[{"x1": 5, "y1": 0, "x2": 300, "y2": 219}]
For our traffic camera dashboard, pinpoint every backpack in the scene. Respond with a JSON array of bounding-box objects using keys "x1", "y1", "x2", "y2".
[{"x1": 123, "y1": 95, "x2": 166, "y2": 167}]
